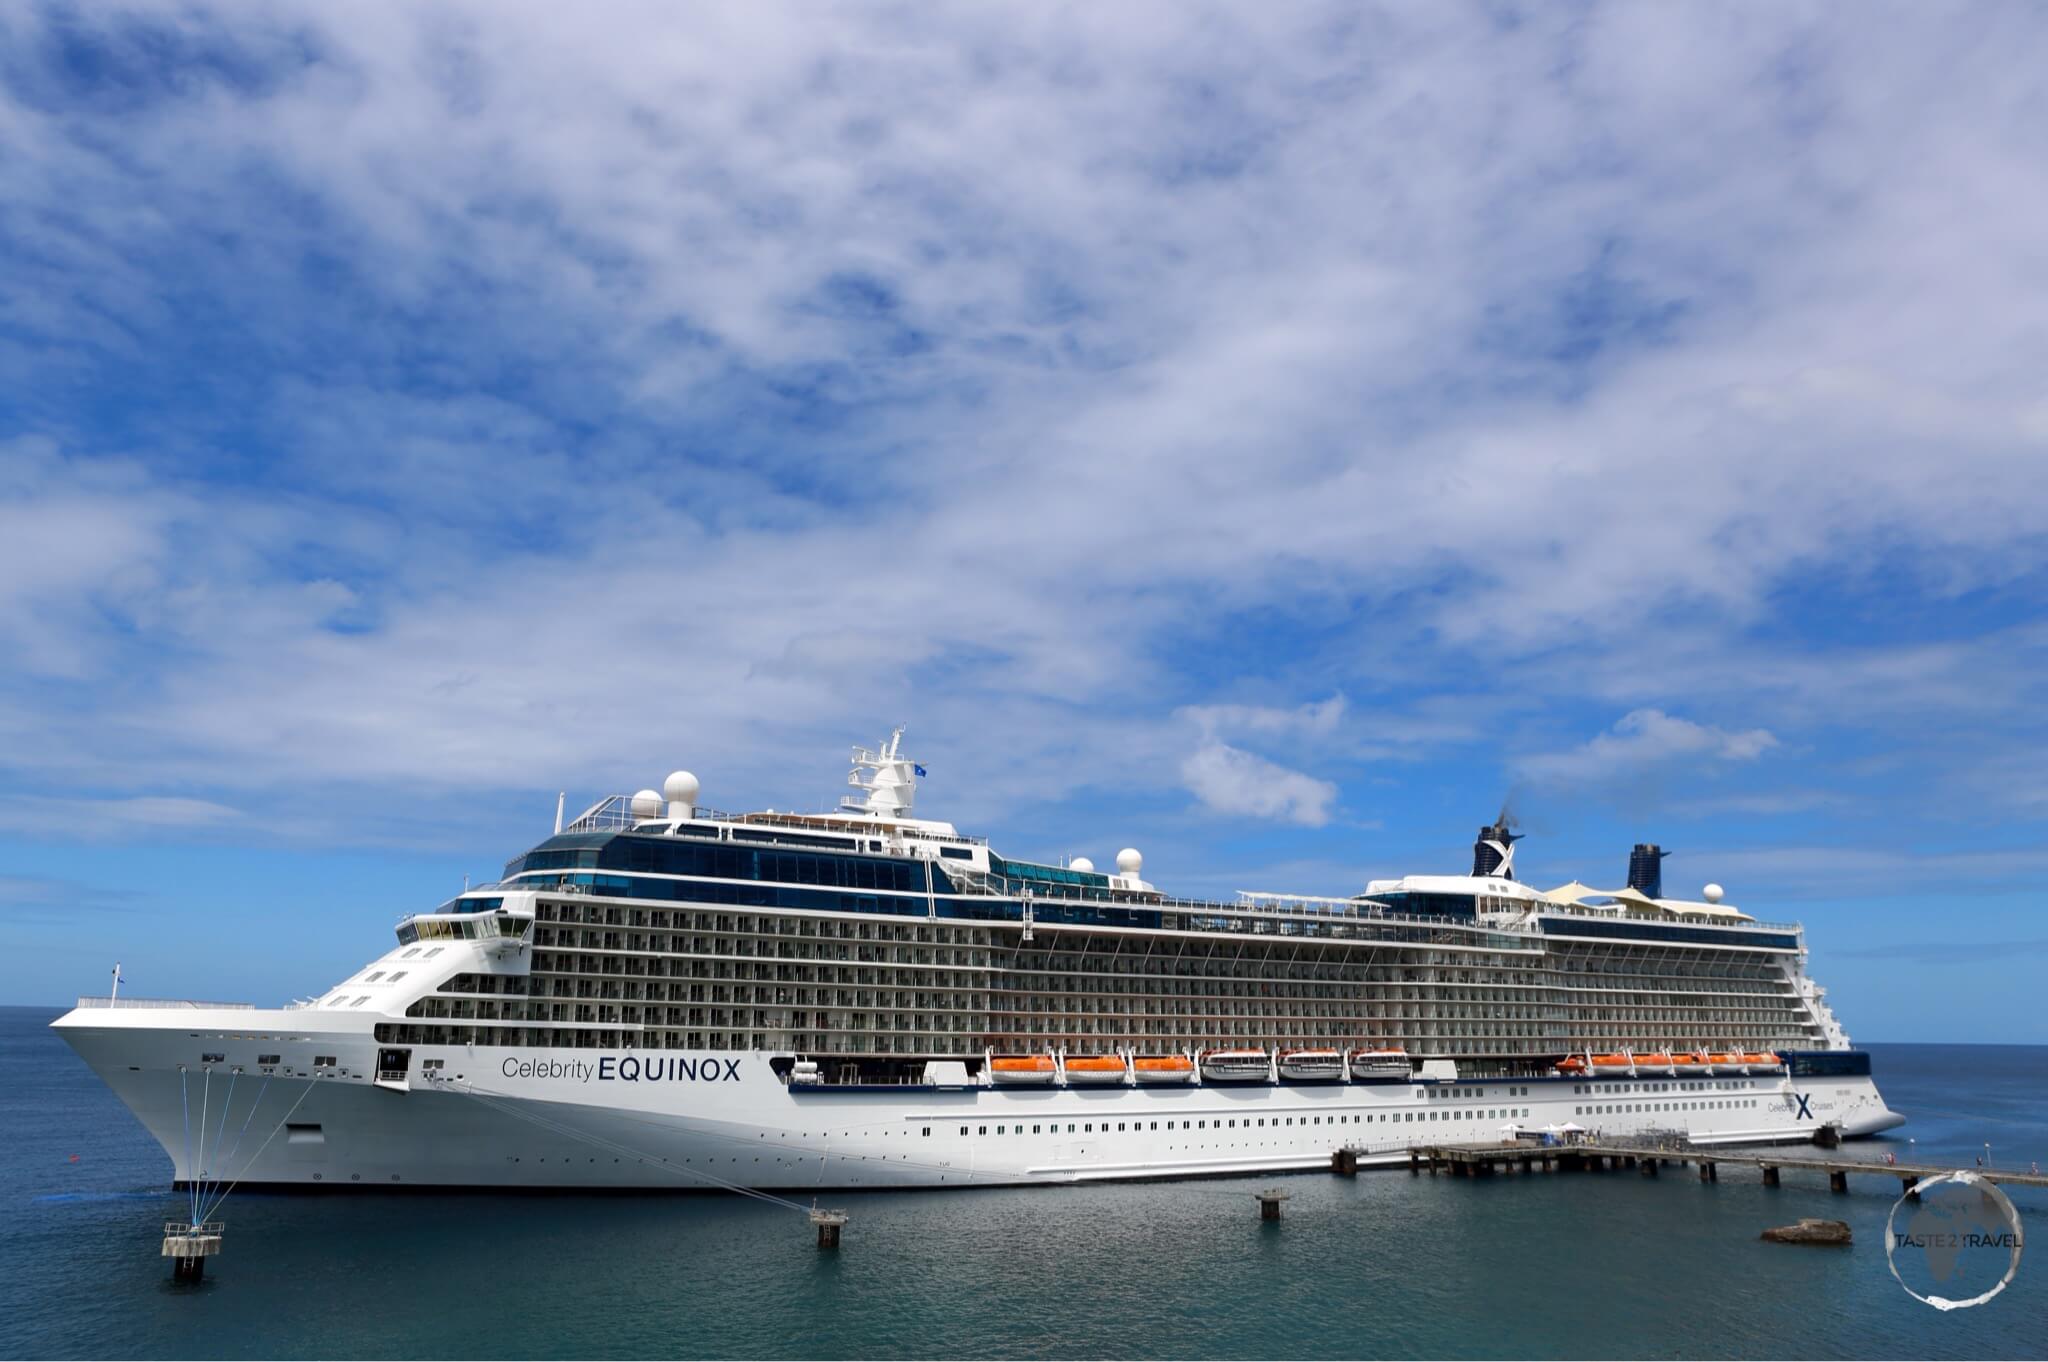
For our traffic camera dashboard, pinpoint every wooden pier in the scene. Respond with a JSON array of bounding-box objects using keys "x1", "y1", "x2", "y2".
[{"x1": 1403, "y1": 1141, "x2": 2048, "y2": 1197}]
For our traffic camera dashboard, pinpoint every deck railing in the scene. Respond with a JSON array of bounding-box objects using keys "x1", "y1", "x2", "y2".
[{"x1": 73, "y1": 996, "x2": 254, "y2": 1010}]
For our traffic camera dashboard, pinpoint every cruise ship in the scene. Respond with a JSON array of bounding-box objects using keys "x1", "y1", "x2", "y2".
[{"x1": 55, "y1": 732, "x2": 1901, "y2": 1191}]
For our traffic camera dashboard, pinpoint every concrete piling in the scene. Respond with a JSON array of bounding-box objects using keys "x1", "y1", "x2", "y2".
[{"x1": 810, "y1": 1208, "x2": 848, "y2": 1249}]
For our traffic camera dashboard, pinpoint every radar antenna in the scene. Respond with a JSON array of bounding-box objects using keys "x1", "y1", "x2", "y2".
[{"x1": 841, "y1": 727, "x2": 921, "y2": 819}]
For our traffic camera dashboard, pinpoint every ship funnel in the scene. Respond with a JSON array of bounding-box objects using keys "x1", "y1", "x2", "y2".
[
  {"x1": 1471, "y1": 820, "x2": 1522, "y2": 879},
  {"x1": 1628, "y1": 843, "x2": 1668, "y2": 899}
]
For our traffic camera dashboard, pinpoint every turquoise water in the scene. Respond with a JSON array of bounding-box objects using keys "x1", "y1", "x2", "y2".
[{"x1": 2, "y1": 1007, "x2": 2041, "y2": 1359}]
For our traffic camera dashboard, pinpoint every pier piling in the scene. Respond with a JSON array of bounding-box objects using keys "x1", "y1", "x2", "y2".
[
  {"x1": 161, "y1": 1221, "x2": 222, "y2": 1283},
  {"x1": 1332, "y1": 1148, "x2": 1358, "y2": 1177},
  {"x1": 1400, "y1": 1142, "x2": 2044, "y2": 1200},
  {"x1": 810, "y1": 1208, "x2": 848, "y2": 1249},
  {"x1": 1255, "y1": 1189, "x2": 1290, "y2": 1221}
]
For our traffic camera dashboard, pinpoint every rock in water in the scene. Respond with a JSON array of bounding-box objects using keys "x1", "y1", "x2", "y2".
[{"x1": 1761, "y1": 1218, "x2": 1852, "y2": 1245}]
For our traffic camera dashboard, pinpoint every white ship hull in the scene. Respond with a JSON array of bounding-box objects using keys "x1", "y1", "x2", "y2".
[{"x1": 56, "y1": 1008, "x2": 1903, "y2": 1191}]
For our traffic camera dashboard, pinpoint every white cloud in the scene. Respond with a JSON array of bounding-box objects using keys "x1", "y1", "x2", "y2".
[
  {"x1": 1178, "y1": 696, "x2": 1346, "y2": 739},
  {"x1": 1516, "y1": 709, "x2": 1778, "y2": 787},
  {"x1": 0, "y1": 795, "x2": 243, "y2": 840},
  {"x1": 1180, "y1": 741, "x2": 1338, "y2": 827},
  {"x1": 1, "y1": 3, "x2": 2046, "y2": 852}
]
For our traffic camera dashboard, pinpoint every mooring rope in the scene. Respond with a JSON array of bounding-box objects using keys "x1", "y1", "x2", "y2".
[
  {"x1": 455, "y1": 1085, "x2": 815, "y2": 1214},
  {"x1": 201, "y1": 1068, "x2": 238, "y2": 1210},
  {"x1": 179, "y1": 1067, "x2": 197, "y2": 1224},
  {"x1": 199, "y1": 1073, "x2": 270, "y2": 1216},
  {"x1": 194, "y1": 1078, "x2": 319, "y2": 1224}
]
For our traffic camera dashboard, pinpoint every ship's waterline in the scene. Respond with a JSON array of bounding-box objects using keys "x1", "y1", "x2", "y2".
[{"x1": 54, "y1": 730, "x2": 1899, "y2": 1191}]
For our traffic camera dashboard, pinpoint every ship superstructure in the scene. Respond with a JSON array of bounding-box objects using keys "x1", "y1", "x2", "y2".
[{"x1": 54, "y1": 733, "x2": 1899, "y2": 1190}]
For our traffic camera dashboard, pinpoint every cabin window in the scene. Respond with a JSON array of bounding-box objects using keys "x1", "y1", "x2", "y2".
[
  {"x1": 258, "y1": 1054, "x2": 280, "y2": 1066},
  {"x1": 922, "y1": 1128, "x2": 930, "y2": 1137}
]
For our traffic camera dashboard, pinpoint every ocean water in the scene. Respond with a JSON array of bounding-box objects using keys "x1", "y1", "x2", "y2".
[{"x1": 1, "y1": 1007, "x2": 2041, "y2": 1360}]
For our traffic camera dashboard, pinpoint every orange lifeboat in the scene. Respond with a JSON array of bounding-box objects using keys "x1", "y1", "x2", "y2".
[
  {"x1": 1132, "y1": 1054, "x2": 1194, "y2": 1084},
  {"x1": 989, "y1": 1054, "x2": 1057, "y2": 1085},
  {"x1": 1554, "y1": 1055, "x2": 1588, "y2": 1074},
  {"x1": 1636, "y1": 1052, "x2": 1678, "y2": 1074},
  {"x1": 1741, "y1": 1051, "x2": 1784, "y2": 1072},
  {"x1": 1062, "y1": 1054, "x2": 1128, "y2": 1085},
  {"x1": 1673, "y1": 1051, "x2": 1713, "y2": 1074},
  {"x1": 1705, "y1": 1050, "x2": 1745, "y2": 1073}
]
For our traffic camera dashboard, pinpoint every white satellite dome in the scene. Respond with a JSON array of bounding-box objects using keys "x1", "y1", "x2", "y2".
[
  {"x1": 1116, "y1": 847, "x2": 1143, "y2": 876},
  {"x1": 629, "y1": 789, "x2": 664, "y2": 819},
  {"x1": 664, "y1": 770, "x2": 700, "y2": 803},
  {"x1": 1070, "y1": 857, "x2": 1096, "y2": 874},
  {"x1": 1702, "y1": 883, "x2": 1725, "y2": 904}
]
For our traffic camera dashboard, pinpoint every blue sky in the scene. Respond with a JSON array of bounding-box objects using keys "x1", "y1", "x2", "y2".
[{"x1": 3, "y1": 3, "x2": 2045, "y2": 1041}]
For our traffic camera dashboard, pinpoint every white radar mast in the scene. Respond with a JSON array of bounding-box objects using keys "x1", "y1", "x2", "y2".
[{"x1": 840, "y1": 726, "x2": 921, "y2": 819}]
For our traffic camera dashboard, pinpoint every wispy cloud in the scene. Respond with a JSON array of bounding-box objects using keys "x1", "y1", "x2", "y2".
[
  {"x1": 0, "y1": 2, "x2": 2044, "y2": 874},
  {"x1": 0, "y1": 874, "x2": 142, "y2": 916},
  {"x1": 1180, "y1": 741, "x2": 1339, "y2": 828},
  {"x1": 1515, "y1": 709, "x2": 1778, "y2": 789}
]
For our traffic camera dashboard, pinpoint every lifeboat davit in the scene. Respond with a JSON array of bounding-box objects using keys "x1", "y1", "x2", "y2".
[
  {"x1": 1278, "y1": 1047, "x2": 1345, "y2": 1082},
  {"x1": 989, "y1": 1054, "x2": 1056, "y2": 1085},
  {"x1": 1062, "y1": 1054, "x2": 1128, "y2": 1085},
  {"x1": 1351, "y1": 1047, "x2": 1411, "y2": 1081},
  {"x1": 1200, "y1": 1048, "x2": 1272, "y2": 1083},
  {"x1": 1132, "y1": 1054, "x2": 1195, "y2": 1084}
]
